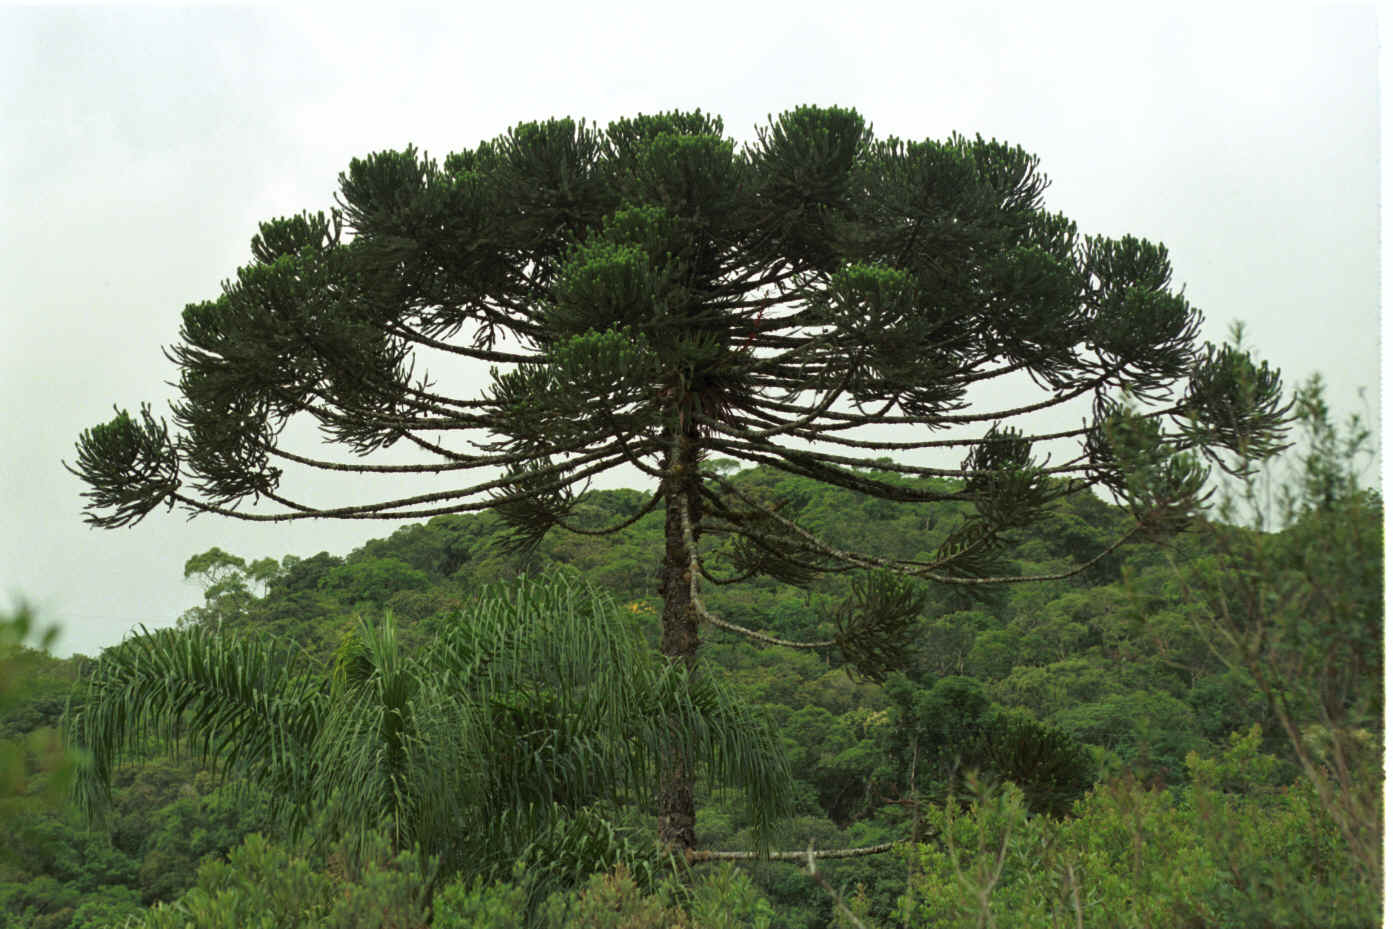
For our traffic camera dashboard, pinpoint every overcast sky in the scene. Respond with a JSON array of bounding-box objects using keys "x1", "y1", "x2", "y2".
[{"x1": 1, "y1": 5, "x2": 1381, "y2": 658}]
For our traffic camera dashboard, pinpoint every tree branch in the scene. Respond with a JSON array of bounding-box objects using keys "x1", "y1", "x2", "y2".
[
  {"x1": 676, "y1": 489, "x2": 834, "y2": 650},
  {"x1": 711, "y1": 472, "x2": 1147, "y2": 586},
  {"x1": 689, "y1": 841, "x2": 898, "y2": 862}
]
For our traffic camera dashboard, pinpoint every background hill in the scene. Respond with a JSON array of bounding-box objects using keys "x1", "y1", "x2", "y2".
[{"x1": 1, "y1": 460, "x2": 1380, "y2": 928}]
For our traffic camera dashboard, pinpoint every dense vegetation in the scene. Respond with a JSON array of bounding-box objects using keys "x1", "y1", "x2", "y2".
[{"x1": 4, "y1": 384, "x2": 1382, "y2": 927}]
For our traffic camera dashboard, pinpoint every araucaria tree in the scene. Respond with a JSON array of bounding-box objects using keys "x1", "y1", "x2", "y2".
[{"x1": 70, "y1": 107, "x2": 1289, "y2": 853}]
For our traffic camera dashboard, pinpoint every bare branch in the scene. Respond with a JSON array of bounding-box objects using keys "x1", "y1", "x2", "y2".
[
  {"x1": 170, "y1": 448, "x2": 637, "y2": 522},
  {"x1": 676, "y1": 489, "x2": 834, "y2": 650},
  {"x1": 711, "y1": 472, "x2": 1147, "y2": 586},
  {"x1": 690, "y1": 841, "x2": 898, "y2": 862},
  {"x1": 384, "y1": 319, "x2": 541, "y2": 365}
]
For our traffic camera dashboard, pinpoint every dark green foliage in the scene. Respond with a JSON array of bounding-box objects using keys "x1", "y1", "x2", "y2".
[
  {"x1": 271, "y1": 551, "x2": 344, "y2": 594},
  {"x1": 3, "y1": 811, "x2": 139, "y2": 891},
  {"x1": 319, "y1": 556, "x2": 431, "y2": 603},
  {"x1": 882, "y1": 675, "x2": 1095, "y2": 818},
  {"x1": 829, "y1": 572, "x2": 927, "y2": 683},
  {"x1": 127, "y1": 775, "x2": 276, "y2": 904},
  {"x1": 350, "y1": 516, "x2": 491, "y2": 579},
  {"x1": 136, "y1": 831, "x2": 432, "y2": 929},
  {"x1": 0, "y1": 876, "x2": 142, "y2": 929},
  {"x1": 67, "y1": 405, "x2": 179, "y2": 529},
  {"x1": 1053, "y1": 692, "x2": 1204, "y2": 784},
  {"x1": 977, "y1": 710, "x2": 1096, "y2": 818},
  {"x1": 1, "y1": 646, "x2": 79, "y2": 742},
  {"x1": 1185, "y1": 669, "x2": 1271, "y2": 743}
]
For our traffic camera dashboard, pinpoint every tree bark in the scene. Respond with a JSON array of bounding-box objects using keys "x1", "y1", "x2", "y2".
[{"x1": 657, "y1": 425, "x2": 701, "y2": 852}]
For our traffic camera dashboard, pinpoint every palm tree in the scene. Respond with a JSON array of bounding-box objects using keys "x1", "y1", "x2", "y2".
[{"x1": 65, "y1": 574, "x2": 791, "y2": 884}]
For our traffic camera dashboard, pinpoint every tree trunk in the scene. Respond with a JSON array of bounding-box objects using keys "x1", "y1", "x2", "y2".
[{"x1": 657, "y1": 426, "x2": 701, "y2": 852}]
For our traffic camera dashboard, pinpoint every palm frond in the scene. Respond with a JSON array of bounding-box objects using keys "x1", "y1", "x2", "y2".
[
  {"x1": 65, "y1": 574, "x2": 793, "y2": 880},
  {"x1": 640, "y1": 660, "x2": 793, "y2": 851},
  {"x1": 429, "y1": 574, "x2": 793, "y2": 850},
  {"x1": 65, "y1": 625, "x2": 324, "y2": 827}
]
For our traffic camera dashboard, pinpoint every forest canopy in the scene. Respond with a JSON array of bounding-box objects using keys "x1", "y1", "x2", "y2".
[{"x1": 22, "y1": 384, "x2": 1386, "y2": 926}]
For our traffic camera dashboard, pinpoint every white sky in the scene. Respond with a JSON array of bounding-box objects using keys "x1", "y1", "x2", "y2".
[{"x1": 1, "y1": 4, "x2": 1381, "y2": 658}]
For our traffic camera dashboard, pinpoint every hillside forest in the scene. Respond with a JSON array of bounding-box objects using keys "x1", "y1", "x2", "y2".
[{"x1": 1, "y1": 376, "x2": 1382, "y2": 928}]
